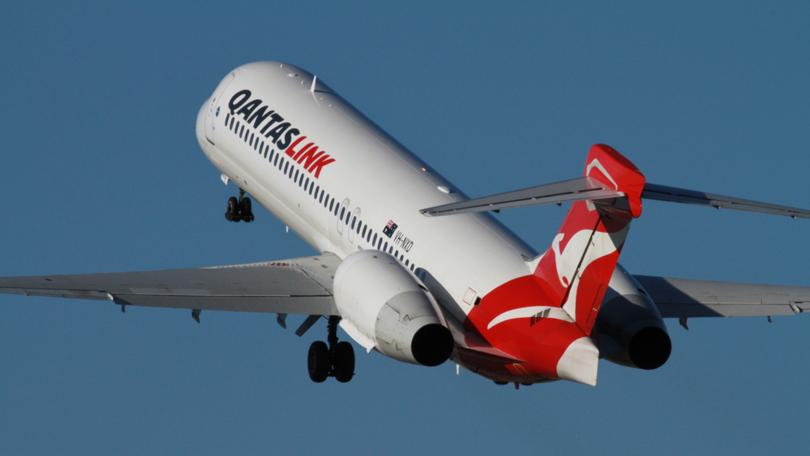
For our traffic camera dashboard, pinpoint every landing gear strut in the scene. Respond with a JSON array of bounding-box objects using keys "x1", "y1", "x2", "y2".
[
  {"x1": 225, "y1": 188, "x2": 254, "y2": 222},
  {"x1": 308, "y1": 316, "x2": 355, "y2": 383}
]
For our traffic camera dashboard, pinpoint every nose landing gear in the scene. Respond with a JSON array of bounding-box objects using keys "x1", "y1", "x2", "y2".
[
  {"x1": 308, "y1": 316, "x2": 355, "y2": 383},
  {"x1": 225, "y1": 188, "x2": 254, "y2": 222}
]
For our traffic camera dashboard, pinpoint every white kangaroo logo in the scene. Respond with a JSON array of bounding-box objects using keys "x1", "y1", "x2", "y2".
[{"x1": 552, "y1": 227, "x2": 627, "y2": 320}]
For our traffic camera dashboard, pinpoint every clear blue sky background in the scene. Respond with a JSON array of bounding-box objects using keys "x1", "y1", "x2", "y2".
[{"x1": 1, "y1": 1, "x2": 808, "y2": 454}]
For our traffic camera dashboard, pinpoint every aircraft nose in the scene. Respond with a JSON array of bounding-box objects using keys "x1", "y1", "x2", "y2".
[{"x1": 195, "y1": 98, "x2": 210, "y2": 147}]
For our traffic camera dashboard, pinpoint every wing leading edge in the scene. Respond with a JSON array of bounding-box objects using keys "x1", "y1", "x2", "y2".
[
  {"x1": 0, "y1": 254, "x2": 341, "y2": 316},
  {"x1": 635, "y1": 275, "x2": 810, "y2": 318}
]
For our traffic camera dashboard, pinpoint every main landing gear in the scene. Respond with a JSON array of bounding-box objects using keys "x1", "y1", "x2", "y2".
[
  {"x1": 225, "y1": 188, "x2": 254, "y2": 222},
  {"x1": 308, "y1": 316, "x2": 355, "y2": 383}
]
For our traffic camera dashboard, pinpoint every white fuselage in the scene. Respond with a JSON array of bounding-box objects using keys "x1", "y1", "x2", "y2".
[{"x1": 194, "y1": 62, "x2": 642, "y2": 359}]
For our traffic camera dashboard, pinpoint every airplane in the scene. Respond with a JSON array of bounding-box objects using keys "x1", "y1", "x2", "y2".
[{"x1": 2, "y1": 61, "x2": 809, "y2": 387}]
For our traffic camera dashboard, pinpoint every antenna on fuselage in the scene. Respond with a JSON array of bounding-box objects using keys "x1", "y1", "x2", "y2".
[{"x1": 310, "y1": 75, "x2": 317, "y2": 93}]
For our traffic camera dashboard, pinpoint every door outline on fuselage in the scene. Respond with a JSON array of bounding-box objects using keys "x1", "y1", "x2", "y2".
[
  {"x1": 348, "y1": 206, "x2": 361, "y2": 246},
  {"x1": 336, "y1": 198, "x2": 350, "y2": 237},
  {"x1": 205, "y1": 72, "x2": 235, "y2": 144}
]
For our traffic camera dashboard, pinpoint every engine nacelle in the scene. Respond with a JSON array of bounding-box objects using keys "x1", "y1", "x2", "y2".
[
  {"x1": 595, "y1": 267, "x2": 672, "y2": 370},
  {"x1": 333, "y1": 250, "x2": 453, "y2": 366}
]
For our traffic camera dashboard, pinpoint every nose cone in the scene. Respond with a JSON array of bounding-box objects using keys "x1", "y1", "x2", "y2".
[
  {"x1": 195, "y1": 98, "x2": 209, "y2": 149},
  {"x1": 556, "y1": 337, "x2": 600, "y2": 386}
]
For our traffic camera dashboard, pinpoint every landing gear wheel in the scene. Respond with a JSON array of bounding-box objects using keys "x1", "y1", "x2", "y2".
[
  {"x1": 225, "y1": 197, "x2": 240, "y2": 222},
  {"x1": 308, "y1": 341, "x2": 329, "y2": 383},
  {"x1": 239, "y1": 197, "x2": 254, "y2": 222},
  {"x1": 333, "y1": 341, "x2": 355, "y2": 383},
  {"x1": 306, "y1": 316, "x2": 356, "y2": 383}
]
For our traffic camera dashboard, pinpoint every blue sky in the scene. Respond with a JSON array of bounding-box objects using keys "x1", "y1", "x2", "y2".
[{"x1": 1, "y1": 1, "x2": 809, "y2": 454}]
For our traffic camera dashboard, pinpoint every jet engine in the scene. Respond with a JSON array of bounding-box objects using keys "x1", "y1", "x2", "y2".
[
  {"x1": 333, "y1": 250, "x2": 454, "y2": 366},
  {"x1": 595, "y1": 267, "x2": 672, "y2": 370}
]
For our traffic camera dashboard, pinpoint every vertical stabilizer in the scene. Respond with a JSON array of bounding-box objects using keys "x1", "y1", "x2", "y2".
[{"x1": 533, "y1": 144, "x2": 645, "y2": 335}]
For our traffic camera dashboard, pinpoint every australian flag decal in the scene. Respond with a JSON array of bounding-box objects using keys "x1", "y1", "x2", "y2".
[{"x1": 383, "y1": 220, "x2": 398, "y2": 238}]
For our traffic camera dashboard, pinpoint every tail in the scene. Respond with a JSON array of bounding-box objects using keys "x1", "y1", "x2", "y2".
[{"x1": 533, "y1": 144, "x2": 645, "y2": 335}]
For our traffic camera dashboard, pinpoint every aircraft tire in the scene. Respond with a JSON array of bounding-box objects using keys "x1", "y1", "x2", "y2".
[
  {"x1": 333, "y1": 341, "x2": 355, "y2": 383},
  {"x1": 308, "y1": 341, "x2": 329, "y2": 383},
  {"x1": 225, "y1": 197, "x2": 240, "y2": 222},
  {"x1": 239, "y1": 197, "x2": 254, "y2": 222}
]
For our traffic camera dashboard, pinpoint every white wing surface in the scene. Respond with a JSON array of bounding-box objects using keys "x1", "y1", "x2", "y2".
[
  {"x1": 635, "y1": 275, "x2": 810, "y2": 318},
  {"x1": 0, "y1": 254, "x2": 340, "y2": 316}
]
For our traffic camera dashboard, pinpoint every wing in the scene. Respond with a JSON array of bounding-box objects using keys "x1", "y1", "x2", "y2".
[
  {"x1": 635, "y1": 275, "x2": 810, "y2": 318},
  {"x1": 0, "y1": 254, "x2": 340, "y2": 316}
]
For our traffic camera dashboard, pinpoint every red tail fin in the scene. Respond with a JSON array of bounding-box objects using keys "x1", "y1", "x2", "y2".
[{"x1": 533, "y1": 144, "x2": 645, "y2": 334}]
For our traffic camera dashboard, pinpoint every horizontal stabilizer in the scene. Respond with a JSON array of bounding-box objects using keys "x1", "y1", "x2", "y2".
[
  {"x1": 421, "y1": 178, "x2": 810, "y2": 220},
  {"x1": 420, "y1": 176, "x2": 624, "y2": 216},
  {"x1": 642, "y1": 183, "x2": 810, "y2": 219}
]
